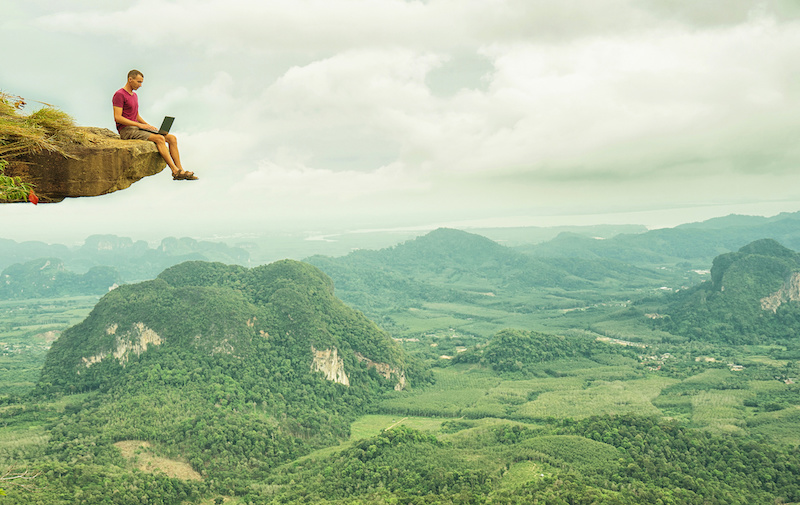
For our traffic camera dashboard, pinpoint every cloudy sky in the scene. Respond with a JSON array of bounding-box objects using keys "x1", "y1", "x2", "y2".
[{"x1": 3, "y1": 0, "x2": 800, "y2": 245}]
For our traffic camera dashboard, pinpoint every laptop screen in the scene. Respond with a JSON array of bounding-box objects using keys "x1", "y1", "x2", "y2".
[{"x1": 160, "y1": 116, "x2": 175, "y2": 133}]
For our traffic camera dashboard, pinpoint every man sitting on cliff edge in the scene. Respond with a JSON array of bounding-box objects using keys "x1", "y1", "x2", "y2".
[{"x1": 113, "y1": 69, "x2": 197, "y2": 180}]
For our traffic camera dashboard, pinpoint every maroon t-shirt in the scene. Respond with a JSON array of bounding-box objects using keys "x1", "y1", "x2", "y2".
[{"x1": 112, "y1": 88, "x2": 139, "y2": 132}]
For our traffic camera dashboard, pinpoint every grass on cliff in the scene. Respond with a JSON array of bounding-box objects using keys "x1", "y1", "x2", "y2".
[
  {"x1": 0, "y1": 92, "x2": 84, "y2": 202},
  {"x1": 0, "y1": 92, "x2": 82, "y2": 160}
]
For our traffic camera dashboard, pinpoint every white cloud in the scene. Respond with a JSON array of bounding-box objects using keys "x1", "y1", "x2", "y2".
[
  {"x1": 37, "y1": 0, "x2": 446, "y2": 55},
  {"x1": 233, "y1": 159, "x2": 428, "y2": 201},
  {"x1": 4, "y1": 0, "x2": 800, "y2": 243},
  {"x1": 453, "y1": 16, "x2": 800, "y2": 180},
  {"x1": 34, "y1": 0, "x2": 733, "y2": 56}
]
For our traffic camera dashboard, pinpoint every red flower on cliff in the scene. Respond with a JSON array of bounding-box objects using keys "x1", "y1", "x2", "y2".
[{"x1": 28, "y1": 190, "x2": 39, "y2": 205}]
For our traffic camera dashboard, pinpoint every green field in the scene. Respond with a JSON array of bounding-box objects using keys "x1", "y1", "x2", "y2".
[
  {"x1": 3, "y1": 291, "x2": 800, "y2": 450},
  {"x1": 0, "y1": 296, "x2": 98, "y2": 395}
]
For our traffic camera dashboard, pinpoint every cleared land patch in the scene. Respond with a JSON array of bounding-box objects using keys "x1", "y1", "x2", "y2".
[{"x1": 114, "y1": 440, "x2": 202, "y2": 481}]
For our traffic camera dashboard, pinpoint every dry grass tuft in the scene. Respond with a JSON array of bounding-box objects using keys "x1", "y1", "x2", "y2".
[
  {"x1": 0, "y1": 92, "x2": 84, "y2": 202},
  {"x1": 26, "y1": 106, "x2": 74, "y2": 131},
  {"x1": 0, "y1": 92, "x2": 81, "y2": 160}
]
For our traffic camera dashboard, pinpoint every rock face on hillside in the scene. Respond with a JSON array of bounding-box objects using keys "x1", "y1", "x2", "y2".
[
  {"x1": 39, "y1": 260, "x2": 408, "y2": 394},
  {"x1": 310, "y1": 346, "x2": 407, "y2": 390},
  {"x1": 311, "y1": 347, "x2": 351, "y2": 386},
  {"x1": 356, "y1": 352, "x2": 407, "y2": 391},
  {"x1": 659, "y1": 239, "x2": 800, "y2": 345},
  {"x1": 761, "y1": 272, "x2": 800, "y2": 313},
  {"x1": 6, "y1": 127, "x2": 164, "y2": 202},
  {"x1": 82, "y1": 322, "x2": 163, "y2": 367}
]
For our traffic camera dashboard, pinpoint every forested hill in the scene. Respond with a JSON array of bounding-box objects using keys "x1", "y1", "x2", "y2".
[
  {"x1": 39, "y1": 259, "x2": 408, "y2": 394},
  {"x1": 520, "y1": 211, "x2": 800, "y2": 266},
  {"x1": 30, "y1": 260, "x2": 420, "y2": 490},
  {"x1": 656, "y1": 239, "x2": 800, "y2": 346},
  {"x1": 307, "y1": 228, "x2": 673, "y2": 313}
]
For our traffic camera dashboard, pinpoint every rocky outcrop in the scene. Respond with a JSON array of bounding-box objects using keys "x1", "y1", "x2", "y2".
[
  {"x1": 311, "y1": 346, "x2": 350, "y2": 386},
  {"x1": 355, "y1": 352, "x2": 406, "y2": 391},
  {"x1": 5, "y1": 127, "x2": 165, "y2": 202},
  {"x1": 761, "y1": 272, "x2": 800, "y2": 313},
  {"x1": 310, "y1": 347, "x2": 406, "y2": 390},
  {"x1": 82, "y1": 322, "x2": 163, "y2": 367}
]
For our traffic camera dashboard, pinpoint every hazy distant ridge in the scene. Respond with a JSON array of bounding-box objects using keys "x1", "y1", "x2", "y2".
[{"x1": 520, "y1": 211, "x2": 800, "y2": 265}]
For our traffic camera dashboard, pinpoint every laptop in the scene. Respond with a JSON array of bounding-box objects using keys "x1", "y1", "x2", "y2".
[{"x1": 141, "y1": 116, "x2": 174, "y2": 135}]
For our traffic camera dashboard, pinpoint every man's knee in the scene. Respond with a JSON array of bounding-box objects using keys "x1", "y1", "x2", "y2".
[
  {"x1": 165, "y1": 133, "x2": 177, "y2": 144},
  {"x1": 150, "y1": 134, "x2": 166, "y2": 145}
]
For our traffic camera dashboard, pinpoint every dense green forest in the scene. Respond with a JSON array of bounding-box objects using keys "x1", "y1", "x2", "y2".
[
  {"x1": 260, "y1": 417, "x2": 800, "y2": 504},
  {"x1": 3, "y1": 224, "x2": 800, "y2": 503},
  {"x1": 453, "y1": 329, "x2": 639, "y2": 377}
]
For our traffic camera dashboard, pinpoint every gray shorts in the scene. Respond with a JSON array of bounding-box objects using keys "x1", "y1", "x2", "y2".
[{"x1": 119, "y1": 126, "x2": 155, "y2": 141}]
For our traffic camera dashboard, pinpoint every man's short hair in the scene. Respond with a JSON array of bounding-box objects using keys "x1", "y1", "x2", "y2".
[{"x1": 127, "y1": 69, "x2": 143, "y2": 80}]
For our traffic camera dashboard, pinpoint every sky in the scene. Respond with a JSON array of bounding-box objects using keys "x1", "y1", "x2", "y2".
[{"x1": 2, "y1": 0, "x2": 800, "y2": 245}]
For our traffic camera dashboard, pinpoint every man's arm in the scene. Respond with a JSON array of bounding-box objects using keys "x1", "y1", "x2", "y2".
[
  {"x1": 136, "y1": 113, "x2": 153, "y2": 129},
  {"x1": 113, "y1": 106, "x2": 152, "y2": 129}
]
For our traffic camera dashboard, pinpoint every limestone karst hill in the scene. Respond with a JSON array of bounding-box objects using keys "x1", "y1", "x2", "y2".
[
  {"x1": 656, "y1": 239, "x2": 800, "y2": 345},
  {"x1": 39, "y1": 259, "x2": 409, "y2": 394},
  {"x1": 34, "y1": 259, "x2": 419, "y2": 486}
]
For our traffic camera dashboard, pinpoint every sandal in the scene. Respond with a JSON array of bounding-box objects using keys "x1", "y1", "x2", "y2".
[{"x1": 172, "y1": 171, "x2": 198, "y2": 180}]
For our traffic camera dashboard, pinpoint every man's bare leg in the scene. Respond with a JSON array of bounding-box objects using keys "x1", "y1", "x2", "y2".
[
  {"x1": 165, "y1": 134, "x2": 191, "y2": 175},
  {"x1": 149, "y1": 133, "x2": 194, "y2": 178},
  {"x1": 149, "y1": 134, "x2": 179, "y2": 174}
]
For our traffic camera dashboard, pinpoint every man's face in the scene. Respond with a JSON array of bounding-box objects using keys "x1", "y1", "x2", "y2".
[{"x1": 128, "y1": 74, "x2": 144, "y2": 90}]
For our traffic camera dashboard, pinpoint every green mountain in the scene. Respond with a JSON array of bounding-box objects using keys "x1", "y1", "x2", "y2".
[
  {"x1": 41, "y1": 259, "x2": 408, "y2": 393},
  {"x1": 307, "y1": 228, "x2": 673, "y2": 314},
  {"x1": 261, "y1": 416, "x2": 800, "y2": 505},
  {"x1": 0, "y1": 257, "x2": 120, "y2": 299},
  {"x1": 35, "y1": 259, "x2": 417, "y2": 491},
  {"x1": 73, "y1": 234, "x2": 251, "y2": 280},
  {"x1": 656, "y1": 239, "x2": 800, "y2": 345}
]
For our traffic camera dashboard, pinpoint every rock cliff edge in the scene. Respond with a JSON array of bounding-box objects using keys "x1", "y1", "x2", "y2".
[{"x1": 5, "y1": 127, "x2": 165, "y2": 202}]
